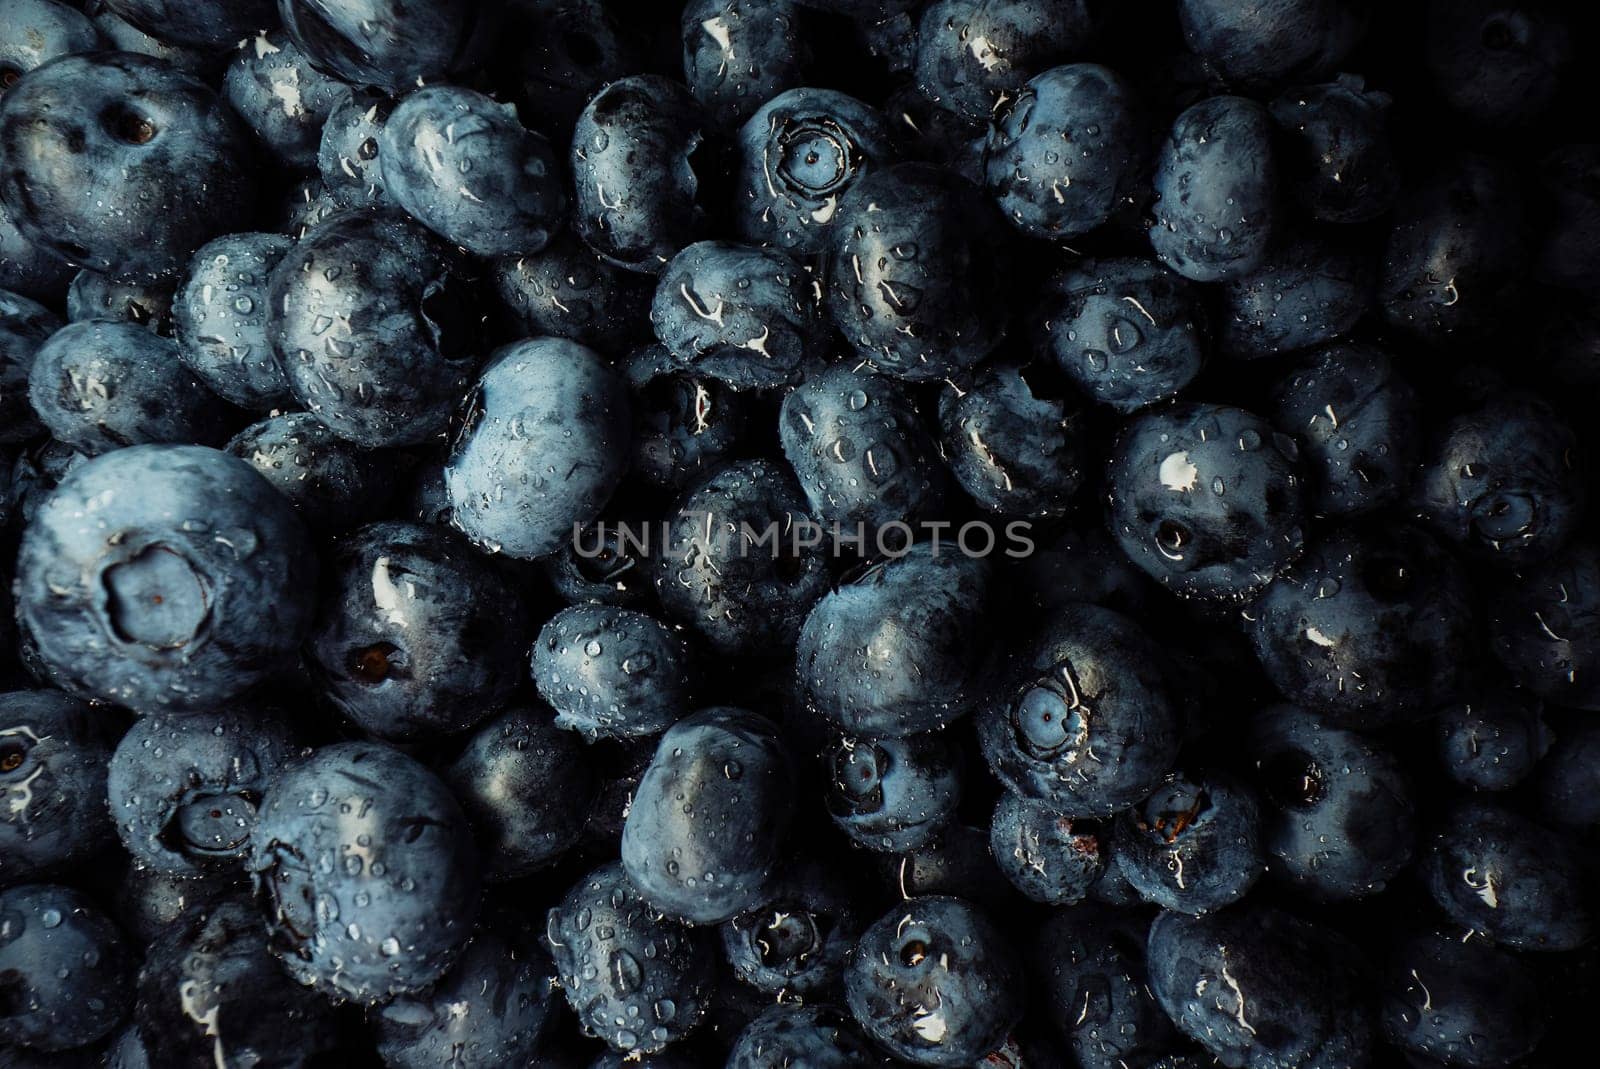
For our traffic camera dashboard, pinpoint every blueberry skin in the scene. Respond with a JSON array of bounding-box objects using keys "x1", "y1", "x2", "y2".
[
  {"x1": 496, "y1": 234, "x2": 652, "y2": 354},
  {"x1": 826, "y1": 731, "x2": 963, "y2": 851},
  {"x1": 0, "y1": 52, "x2": 259, "y2": 283},
  {"x1": 249, "y1": 741, "x2": 481, "y2": 1003},
  {"x1": 1246, "y1": 704, "x2": 1415, "y2": 901},
  {"x1": 734, "y1": 87, "x2": 897, "y2": 256},
  {"x1": 1249, "y1": 523, "x2": 1475, "y2": 727},
  {"x1": 1146, "y1": 907, "x2": 1374, "y2": 1069},
  {"x1": 681, "y1": 0, "x2": 809, "y2": 131},
  {"x1": 65, "y1": 271, "x2": 173, "y2": 335},
  {"x1": 826, "y1": 162, "x2": 1008, "y2": 380},
  {"x1": 0, "y1": 690, "x2": 117, "y2": 886},
  {"x1": 1217, "y1": 227, "x2": 1374, "y2": 360},
  {"x1": 1032, "y1": 909, "x2": 1179, "y2": 1069},
  {"x1": 84, "y1": 0, "x2": 219, "y2": 78},
  {"x1": 1113, "y1": 770, "x2": 1263, "y2": 915},
  {"x1": 1106, "y1": 402, "x2": 1307, "y2": 603},
  {"x1": 445, "y1": 337, "x2": 630, "y2": 560},
  {"x1": 571, "y1": 75, "x2": 713, "y2": 274},
  {"x1": 107, "y1": 708, "x2": 298, "y2": 876},
  {"x1": 444, "y1": 707, "x2": 596, "y2": 880},
  {"x1": 1033, "y1": 257, "x2": 1209, "y2": 414},
  {"x1": 98, "y1": 0, "x2": 276, "y2": 49},
  {"x1": 224, "y1": 31, "x2": 354, "y2": 173},
  {"x1": 375, "y1": 915, "x2": 563, "y2": 1069},
  {"x1": 1379, "y1": 156, "x2": 1526, "y2": 349},
  {"x1": 844, "y1": 895, "x2": 1023, "y2": 1067},
  {"x1": 0, "y1": 883, "x2": 133, "y2": 1051},
  {"x1": 0, "y1": 198, "x2": 71, "y2": 302},
  {"x1": 269, "y1": 210, "x2": 487, "y2": 448},
  {"x1": 1269, "y1": 342, "x2": 1419, "y2": 519},
  {"x1": 1149, "y1": 96, "x2": 1278, "y2": 284},
  {"x1": 492, "y1": 0, "x2": 638, "y2": 139},
  {"x1": 133, "y1": 895, "x2": 340, "y2": 1068},
  {"x1": 545, "y1": 519, "x2": 656, "y2": 609},
  {"x1": 1269, "y1": 76, "x2": 1397, "y2": 225},
  {"x1": 625, "y1": 343, "x2": 749, "y2": 492},
  {"x1": 1415, "y1": 394, "x2": 1584, "y2": 567},
  {"x1": 546, "y1": 862, "x2": 716, "y2": 1054},
  {"x1": 651, "y1": 241, "x2": 825, "y2": 391},
  {"x1": 654, "y1": 458, "x2": 832, "y2": 658},
  {"x1": 279, "y1": 176, "x2": 342, "y2": 240},
  {"x1": 308, "y1": 521, "x2": 531, "y2": 740},
  {"x1": 531, "y1": 603, "x2": 696, "y2": 740},
  {"x1": 798, "y1": 547, "x2": 991, "y2": 738},
  {"x1": 278, "y1": 0, "x2": 493, "y2": 94},
  {"x1": 1489, "y1": 541, "x2": 1600, "y2": 710},
  {"x1": 0, "y1": 288, "x2": 58, "y2": 444},
  {"x1": 1421, "y1": 799, "x2": 1592, "y2": 952},
  {"x1": 779, "y1": 362, "x2": 951, "y2": 538},
  {"x1": 984, "y1": 63, "x2": 1145, "y2": 241},
  {"x1": 1178, "y1": 0, "x2": 1368, "y2": 89},
  {"x1": 621, "y1": 707, "x2": 796, "y2": 924},
  {"x1": 226, "y1": 411, "x2": 393, "y2": 534},
  {"x1": 1532, "y1": 717, "x2": 1600, "y2": 833},
  {"x1": 114, "y1": 864, "x2": 235, "y2": 948},
  {"x1": 1436, "y1": 690, "x2": 1551, "y2": 793},
  {"x1": 318, "y1": 88, "x2": 392, "y2": 208},
  {"x1": 977, "y1": 604, "x2": 1181, "y2": 817},
  {"x1": 938, "y1": 363, "x2": 1088, "y2": 519},
  {"x1": 914, "y1": 0, "x2": 1099, "y2": 126},
  {"x1": 719, "y1": 858, "x2": 863, "y2": 996},
  {"x1": 15, "y1": 445, "x2": 317, "y2": 714},
  {"x1": 27, "y1": 319, "x2": 230, "y2": 457},
  {"x1": 381, "y1": 85, "x2": 567, "y2": 258},
  {"x1": 727, "y1": 1004, "x2": 876, "y2": 1069},
  {"x1": 1382, "y1": 930, "x2": 1547, "y2": 1069},
  {"x1": 0, "y1": 1, "x2": 101, "y2": 95},
  {"x1": 1425, "y1": 0, "x2": 1572, "y2": 128},
  {"x1": 989, "y1": 790, "x2": 1105, "y2": 905}
]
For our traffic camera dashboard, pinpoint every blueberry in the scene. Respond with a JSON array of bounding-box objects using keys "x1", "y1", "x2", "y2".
[
  {"x1": 571, "y1": 75, "x2": 713, "y2": 274},
  {"x1": 621, "y1": 707, "x2": 795, "y2": 924},
  {"x1": 531, "y1": 603, "x2": 696, "y2": 740},
  {"x1": 779, "y1": 362, "x2": 951, "y2": 538},
  {"x1": 1436, "y1": 689, "x2": 1552, "y2": 793},
  {"x1": 1106, "y1": 402, "x2": 1307, "y2": 602},
  {"x1": 1268, "y1": 342, "x2": 1419, "y2": 519},
  {"x1": 492, "y1": 0, "x2": 638, "y2": 138},
  {"x1": 318, "y1": 88, "x2": 393, "y2": 209},
  {"x1": 682, "y1": 0, "x2": 810, "y2": 131},
  {"x1": 654, "y1": 458, "x2": 832, "y2": 658},
  {"x1": 496, "y1": 234, "x2": 652, "y2": 353},
  {"x1": 883, "y1": 823, "x2": 1025, "y2": 915},
  {"x1": 84, "y1": 1, "x2": 219, "y2": 78},
  {"x1": 443, "y1": 706, "x2": 597, "y2": 880},
  {"x1": 14, "y1": 445, "x2": 317, "y2": 713},
  {"x1": 977, "y1": 604, "x2": 1181, "y2": 817},
  {"x1": 1489, "y1": 541, "x2": 1600, "y2": 709},
  {"x1": 1216, "y1": 227, "x2": 1374, "y2": 360},
  {"x1": 307, "y1": 521, "x2": 532, "y2": 740},
  {"x1": 1425, "y1": 0, "x2": 1573, "y2": 127},
  {"x1": 1177, "y1": 0, "x2": 1369, "y2": 88},
  {"x1": 107, "y1": 1025, "x2": 151, "y2": 1069},
  {"x1": 984, "y1": 63, "x2": 1146, "y2": 241},
  {"x1": 1149, "y1": 96, "x2": 1278, "y2": 283},
  {"x1": 545, "y1": 518, "x2": 656, "y2": 608},
  {"x1": 826, "y1": 162, "x2": 1008, "y2": 380},
  {"x1": 625, "y1": 343, "x2": 749, "y2": 492},
  {"x1": 374, "y1": 912, "x2": 563, "y2": 1069},
  {"x1": 65, "y1": 270, "x2": 174, "y2": 335},
  {"x1": 546, "y1": 861, "x2": 716, "y2": 1054},
  {"x1": 445, "y1": 336, "x2": 630, "y2": 559},
  {"x1": 798, "y1": 546, "x2": 991, "y2": 737},
  {"x1": 719, "y1": 857, "x2": 863, "y2": 996},
  {"x1": 0, "y1": 198, "x2": 71, "y2": 303},
  {"x1": 223, "y1": 31, "x2": 354, "y2": 172},
  {"x1": 269, "y1": 209, "x2": 487, "y2": 448},
  {"x1": 0, "y1": 52, "x2": 258, "y2": 283},
  {"x1": 249, "y1": 741, "x2": 482, "y2": 1002},
  {"x1": 278, "y1": 0, "x2": 493, "y2": 94},
  {"x1": 1420, "y1": 798, "x2": 1593, "y2": 952},
  {"x1": 133, "y1": 894, "x2": 340, "y2": 1066},
  {"x1": 27, "y1": 320, "x2": 231, "y2": 456},
  {"x1": 844, "y1": 895, "x2": 1023, "y2": 1066},
  {"x1": 97, "y1": 0, "x2": 276, "y2": 50},
  {"x1": 1113, "y1": 769, "x2": 1263, "y2": 914},
  {"x1": 279, "y1": 175, "x2": 343, "y2": 239},
  {"x1": 1032, "y1": 257, "x2": 1209, "y2": 413},
  {"x1": 1268, "y1": 75, "x2": 1398, "y2": 225},
  {"x1": 0, "y1": 690, "x2": 118, "y2": 886},
  {"x1": 1380, "y1": 929, "x2": 1547, "y2": 1068},
  {"x1": 989, "y1": 790, "x2": 1106, "y2": 904},
  {"x1": 0, "y1": 1, "x2": 101, "y2": 98},
  {"x1": 826, "y1": 730, "x2": 963, "y2": 851},
  {"x1": 107, "y1": 708, "x2": 298, "y2": 876},
  {"x1": 382, "y1": 85, "x2": 568, "y2": 258},
  {"x1": 226, "y1": 411, "x2": 394, "y2": 534},
  {"x1": 1249, "y1": 523, "x2": 1476, "y2": 727},
  {"x1": 6, "y1": 441, "x2": 85, "y2": 530},
  {"x1": 1247, "y1": 703, "x2": 1416, "y2": 901},
  {"x1": 1414, "y1": 394, "x2": 1585, "y2": 567},
  {"x1": 938, "y1": 362, "x2": 1088, "y2": 518},
  {"x1": 0, "y1": 287, "x2": 59, "y2": 444},
  {"x1": 1146, "y1": 906, "x2": 1375, "y2": 1069},
  {"x1": 726, "y1": 1003, "x2": 877, "y2": 1069},
  {"x1": 0, "y1": 883, "x2": 134, "y2": 1051},
  {"x1": 733, "y1": 87, "x2": 896, "y2": 255}
]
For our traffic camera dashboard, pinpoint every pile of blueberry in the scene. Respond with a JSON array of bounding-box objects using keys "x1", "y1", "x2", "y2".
[{"x1": 0, "y1": 0, "x2": 1596, "y2": 1065}]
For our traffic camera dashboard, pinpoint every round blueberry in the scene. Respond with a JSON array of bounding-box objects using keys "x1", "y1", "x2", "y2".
[
  {"x1": 825, "y1": 731, "x2": 963, "y2": 851},
  {"x1": 1436, "y1": 689, "x2": 1552, "y2": 793},
  {"x1": 531, "y1": 603, "x2": 696, "y2": 741},
  {"x1": 1269, "y1": 75, "x2": 1398, "y2": 225},
  {"x1": 913, "y1": 0, "x2": 1100, "y2": 126},
  {"x1": 226, "y1": 411, "x2": 394, "y2": 534},
  {"x1": 1489, "y1": 540, "x2": 1600, "y2": 710},
  {"x1": 0, "y1": 690, "x2": 118, "y2": 886},
  {"x1": 1216, "y1": 226, "x2": 1374, "y2": 359},
  {"x1": 1380, "y1": 930, "x2": 1548, "y2": 1068},
  {"x1": 496, "y1": 234, "x2": 652, "y2": 354},
  {"x1": 1113, "y1": 769, "x2": 1263, "y2": 915},
  {"x1": 719, "y1": 858, "x2": 862, "y2": 996},
  {"x1": 0, "y1": 883, "x2": 134, "y2": 1052},
  {"x1": 938, "y1": 362, "x2": 1088, "y2": 518},
  {"x1": 317, "y1": 88, "x2": 394, "y2": 208},
  {"x1": 223, "y1": 30, "x2": 353, "y2": 172},
  {"x1": 727, "y1": 1003, "x2": 876, "y2": 1069},
  {"x1": 681, "y1": 0, "x2": 810, "y2": 131},
  {"x1": 989, "y1": 790, "x2": 1105, "y2": 905},
  {"x1": 277, "y1": 0, "x2": 493, "y2": 94},
  {"x1": 625, "y1": 343, "x2": 749, "y2": 492},
  {"x1": 65, "y1": 270, "x2": 174, "y2": 335},
  {"x1": 1177, "y1": 0, "x2": 1369, "y2": 88},
  {"x1": 98, "y1": 0, "x2": 276, "y2": 49}
]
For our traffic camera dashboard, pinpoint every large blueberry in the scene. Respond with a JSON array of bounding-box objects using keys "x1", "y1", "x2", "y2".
[
  {"x1": 1436, "y1": 688, "x2": 1552, "y2": 793},
  {"x1": 0, "y1": 287, "x2": 59, "y2": 444},
  {"x1": 826, "y1": 730, "x2": 963, "y2": 851},
  {"x1": 0, "y1": 690, "x2": 118, "y2": 886},
  {"x1": 317, "y1": 88, "x2": 393, "y2": 208},
  {"x1": 625, "y1": 343, "x2": 749, "y2": 492},
  {"x1": 727, "y1": 1004, "x2": 876, "y2": 1069},
  {"x1": 0, "y1": 883, "x2": 134, "y2": 1051},
  {"x1": 1113, "y1": 769, "x2": 1264, "y2": 915},
  {"x1": 223, "y1": 30, "x2": 354, "y2": 172},
  {"x1": 1489, "y1": 540, "x2": 1600, "y2": 709},
  {"x1": 938, "y1": 362, "x2": 1088, "y2": 518},
  {"x1": 531, "y1": 603, "x2": 696, "y2": 740},
  {"x1": 278, "y1": 0, "x2": 494, "y2": 93},
  {"x1": 1269, "y1": 75, "x2": 1398, "y2": 225},
  {"x1": 914, "y1": 0, "x2": 1099, "y2": 126},
  {"x1": 98, "y1": 0, "x2": 276, "y2": 49},
  {"x1": 1217, "y1": 227, "x2": 1374, "y2": 359},
  {"x1": 496, "y1": 234, "x2": 652, "y2": 354},
  {"x1": 989, "y1": 790, "x2": 1106, "y2": 905},
  {"x1": 0, "y1": 198, "x2": 71, "y2": 302},
  {"x1": 1177, "y1": 0, "x2": 1369, "y2": 88},
  {"x1": 719, "y1": 857, "x2": 863, "y2": 996},
  {"x1": 65, "y1": 270, "x2": 173, "y2": 334},
  {"x1": 682, "y1": 0, "x2": 809, "y2": 131},
  {"x1": 0, "y1": 1, "x2": 101, "y2": 95},
  {"x1": 1380, "y1": 930, "x2": 1547, "y2": 1068},
  {"x1": 14, "y1": 446, "x2": 316, "y2": 714},
  {"x1": 226, "y1": 411, "x2": 393, "y2": 534}
]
